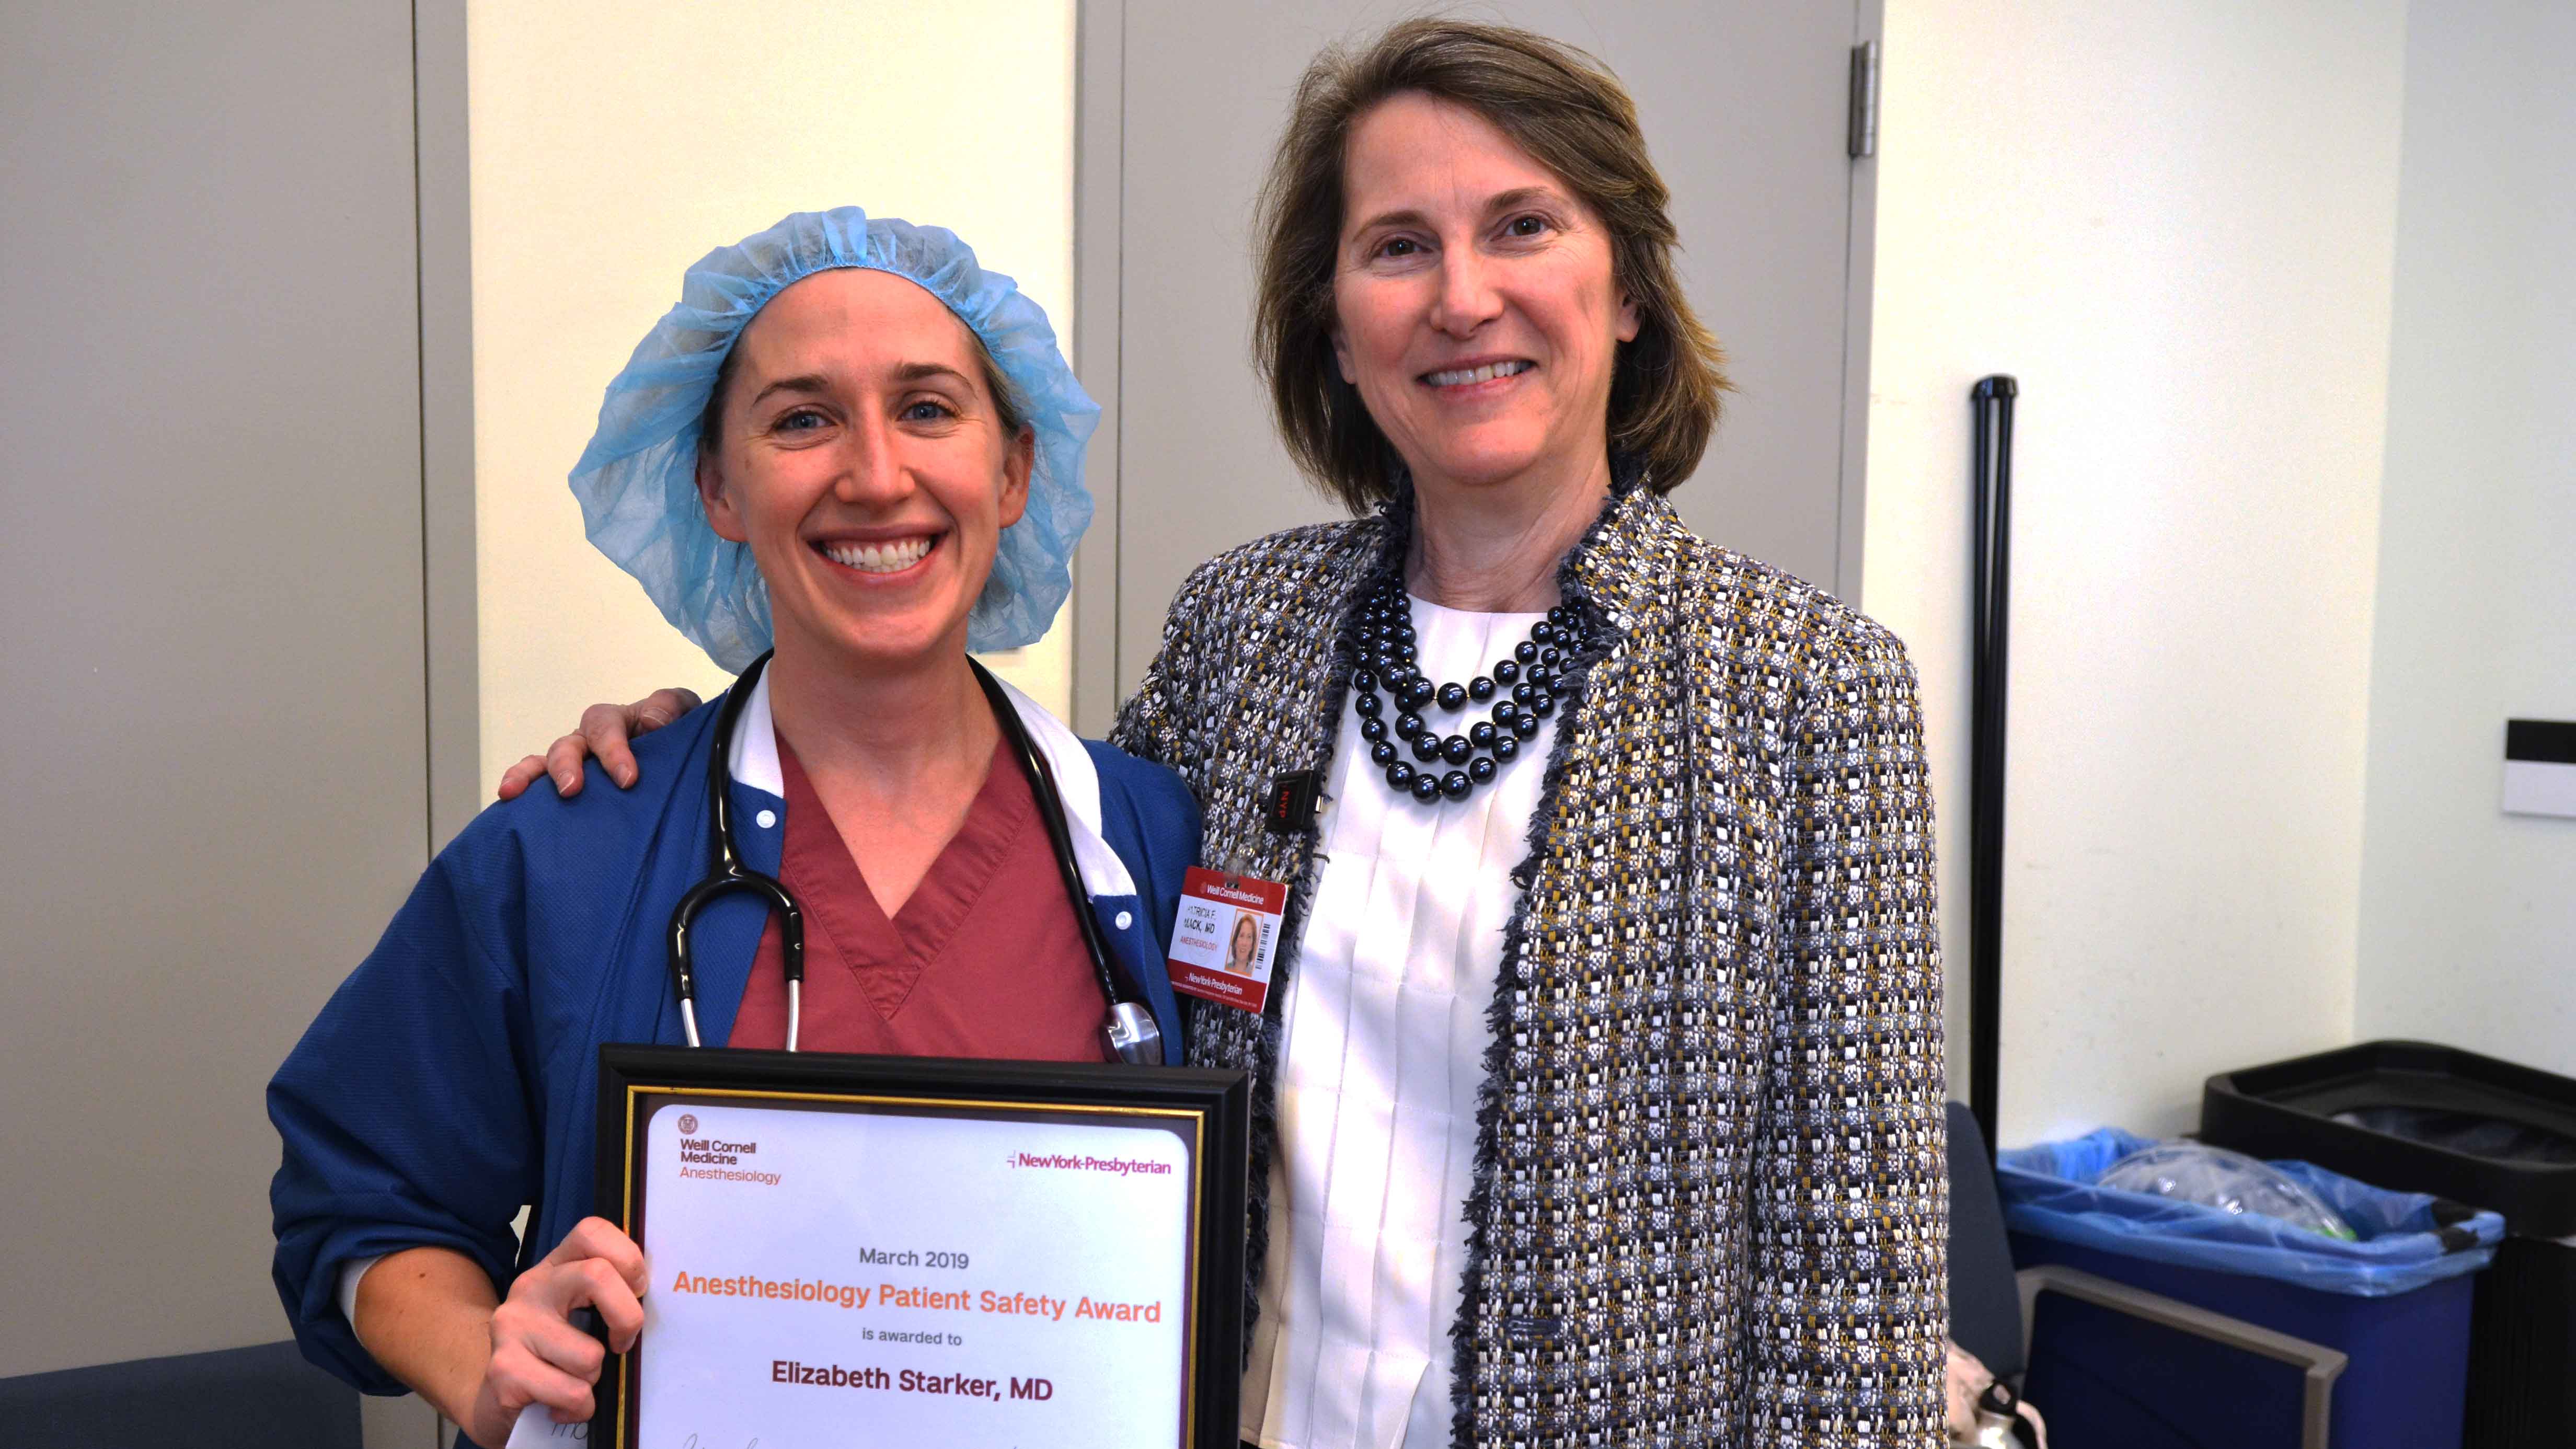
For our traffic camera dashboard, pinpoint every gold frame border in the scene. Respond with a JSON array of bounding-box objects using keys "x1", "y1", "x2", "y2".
[{"x1": 613, "y1": 1082, "x2": 1208, "y2": 1448}]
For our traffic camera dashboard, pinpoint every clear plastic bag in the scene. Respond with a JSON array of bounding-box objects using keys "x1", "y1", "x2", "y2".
[
  {"x1": 1996, "y1": 1126, "x2": 2505, "y2": 1297},
  {"x1": 2099, "y1": 1142, "x2": 2358, "y2": 1240}
]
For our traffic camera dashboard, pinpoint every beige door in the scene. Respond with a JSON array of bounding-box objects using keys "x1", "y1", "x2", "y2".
[{"x1": 1073, "y1": 1, "x2": 1882, "y2": 727}]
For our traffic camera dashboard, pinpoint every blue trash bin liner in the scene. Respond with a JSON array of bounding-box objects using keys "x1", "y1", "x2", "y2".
[{"x1": 1999, "y1": 1128, "x2": 2503, "y2": 1449}]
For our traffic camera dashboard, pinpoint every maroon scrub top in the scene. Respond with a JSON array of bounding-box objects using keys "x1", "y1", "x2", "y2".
[{"x1": 730, "y1": 733, "x2": 1110, "y2": 1062}]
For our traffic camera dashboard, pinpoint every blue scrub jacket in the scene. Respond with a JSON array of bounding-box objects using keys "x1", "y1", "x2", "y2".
[{"x1": 268, "y1": 689, "x2": 1199, "y2": 1396}]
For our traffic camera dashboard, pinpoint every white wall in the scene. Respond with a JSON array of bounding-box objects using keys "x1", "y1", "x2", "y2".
[
  {"x1": 2353, "y1": 1, "x2": 2576, "y2": 1073},
  {"x1": 1865, "y1": 1, "x2": 2412, "y2": 1145},
  {"x1": 469, "y1": 0, "x2": 1077, "y2": 792}
]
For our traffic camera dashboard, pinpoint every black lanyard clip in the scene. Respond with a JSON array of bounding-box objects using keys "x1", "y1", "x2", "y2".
[{"x1": 1266, "y1": 770, "x2": 1324, "y2": 835}]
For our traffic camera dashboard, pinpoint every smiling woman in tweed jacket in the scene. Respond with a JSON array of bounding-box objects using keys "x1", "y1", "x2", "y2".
[
  {"x1": 517, "y1": 19, "x2": 1946, "y2": 1447},
  {"x1": 1118, "y1": 26, "x2": 1948, "y2": 1444},
  {"x1": 1114, "y1": 474, "x2": 1947, "y2": 1447}
]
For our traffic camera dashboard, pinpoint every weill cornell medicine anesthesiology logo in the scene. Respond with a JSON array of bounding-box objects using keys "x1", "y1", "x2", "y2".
[{"x1": 674, "y1": 1111, "x2": 782, "y2": 1187}]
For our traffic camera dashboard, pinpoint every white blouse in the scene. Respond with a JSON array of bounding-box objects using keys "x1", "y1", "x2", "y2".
[{"x1": 1242, "y1": 596, "x2": 1558, "y2": 1449}]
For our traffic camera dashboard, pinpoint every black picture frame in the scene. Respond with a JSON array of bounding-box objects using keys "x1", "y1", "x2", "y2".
[{"x1": 593, "y1": 1044, "x2": 1248, "y2": 1448}]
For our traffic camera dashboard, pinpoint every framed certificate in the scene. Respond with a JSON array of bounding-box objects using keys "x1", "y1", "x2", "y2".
[{"x1": 590, "y1": 1045, "x2": 1248, "y2": 1449}]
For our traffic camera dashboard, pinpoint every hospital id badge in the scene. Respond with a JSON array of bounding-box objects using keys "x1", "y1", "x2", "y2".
[{"x1": 1166, "y1": 867, "x2": 1286, "y2": 1013}]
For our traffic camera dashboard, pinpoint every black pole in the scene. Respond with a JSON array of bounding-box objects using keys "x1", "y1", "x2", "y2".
[{"x1": 1968, "y1": 375, "x2": 2017, "y2": 1161}]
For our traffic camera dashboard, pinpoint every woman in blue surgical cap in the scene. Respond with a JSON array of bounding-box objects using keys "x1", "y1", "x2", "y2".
[{"x1": 267, "y1": 210, "x2": 1199, "y2": 1447}]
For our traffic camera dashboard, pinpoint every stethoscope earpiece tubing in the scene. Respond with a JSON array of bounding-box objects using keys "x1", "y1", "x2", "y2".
[
  {"x1": 670, "y1": 653, "x2": 805, "y2": 1046},
  {"x1": 969, "y1": 661, "x2": 1130, "y2": 1015}
]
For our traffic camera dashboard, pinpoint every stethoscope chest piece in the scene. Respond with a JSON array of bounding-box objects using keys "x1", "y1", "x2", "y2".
[{"x1": 1105, "y1": 1000, "x2": 1163, "y2": 1067}]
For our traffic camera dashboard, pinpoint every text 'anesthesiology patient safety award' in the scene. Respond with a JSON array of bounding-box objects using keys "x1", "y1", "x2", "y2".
[{"x1": 567, "y1": 1045, "x2": 1247, "y2": 1449}]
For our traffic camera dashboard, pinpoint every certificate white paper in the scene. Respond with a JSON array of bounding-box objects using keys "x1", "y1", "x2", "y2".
[{"x1": 612, "y1": 1097, "x2": 1194, "y2": 1449}]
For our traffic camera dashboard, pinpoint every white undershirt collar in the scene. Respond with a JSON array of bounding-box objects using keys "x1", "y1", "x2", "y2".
[{"x1": 722, "y1": 664, "x2": 1131, "y2": 899}]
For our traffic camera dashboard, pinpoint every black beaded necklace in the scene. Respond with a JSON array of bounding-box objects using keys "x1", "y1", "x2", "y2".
[{"x1": 1348, "y1": 579, "x2": 1591, "y2": 804}]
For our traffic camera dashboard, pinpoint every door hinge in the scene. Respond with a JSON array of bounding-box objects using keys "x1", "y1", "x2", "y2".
[{"x1": 1847, "y1": 40, "x2": 1880, "y2": 159}]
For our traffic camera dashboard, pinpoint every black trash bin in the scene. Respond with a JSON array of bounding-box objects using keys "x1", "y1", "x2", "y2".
[{"x1": 2202, "y1": 1040, "x2": 2576, "y2": 1449}]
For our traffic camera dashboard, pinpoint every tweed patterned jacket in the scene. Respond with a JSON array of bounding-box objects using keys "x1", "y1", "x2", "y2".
[{"x1": 1110, "y1": 481, "x2": 1948, "y2": 1447}]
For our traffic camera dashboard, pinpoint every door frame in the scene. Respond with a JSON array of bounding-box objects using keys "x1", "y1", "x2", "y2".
[
  {"x1": 1069, "y1": 0, "x2": 1126, "y2": 735},
  {"x1": 417, "y1": 0, "x2": 481, "y2": 849}
]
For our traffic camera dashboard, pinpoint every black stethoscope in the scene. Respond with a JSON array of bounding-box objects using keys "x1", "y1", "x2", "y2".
[{"x1": 664, "y1": 651, "x2": 1163, "y2": 1066}]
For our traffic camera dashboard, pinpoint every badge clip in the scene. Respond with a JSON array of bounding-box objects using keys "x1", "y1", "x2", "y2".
[{"x1": 1266, "y1": 770, "x2": 1323, "y2": 836}]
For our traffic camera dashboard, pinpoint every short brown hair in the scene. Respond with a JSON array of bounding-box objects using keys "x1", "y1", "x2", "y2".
[{"x1": 1254, "y1": 19, "x2": 1728, "y2": 511}]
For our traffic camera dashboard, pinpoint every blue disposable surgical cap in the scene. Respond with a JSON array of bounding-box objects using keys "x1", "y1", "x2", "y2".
[{"x1": 567, "y1": 207, "x2": 1098, "y2": 669}]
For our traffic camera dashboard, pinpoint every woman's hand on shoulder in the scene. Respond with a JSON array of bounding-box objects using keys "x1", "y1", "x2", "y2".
[
  {"x1": 494, "y1": 688, "x2": 702, "y2": 800},
  {"x1": 462, "y1": 1216, "x2": 648, "y2": 1444}
]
